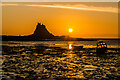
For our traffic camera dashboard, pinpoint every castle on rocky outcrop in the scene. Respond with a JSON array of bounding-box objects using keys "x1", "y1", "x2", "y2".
[
  {"x1": 2, "y1": 22, "x2": 55, "y2": 41},
  {"x1": 29, "y1": 23, "x2": 55, "y2": 40}
]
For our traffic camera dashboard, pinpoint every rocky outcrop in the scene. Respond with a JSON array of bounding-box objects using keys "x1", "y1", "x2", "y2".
[
  {"x1": 30, "y1": 23, "x2": 54, "y2": 40},
  {"x1": 2, "y1": 23, "x2": 55, "y2": 41}
]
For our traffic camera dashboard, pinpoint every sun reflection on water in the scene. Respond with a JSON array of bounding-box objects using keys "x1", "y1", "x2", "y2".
[
  {"x1": 69, "y1": 44, "x2": 72, "y2": 50},
  {"x1": 68, "y1": 42, "x2": 74, "y2": 50}
]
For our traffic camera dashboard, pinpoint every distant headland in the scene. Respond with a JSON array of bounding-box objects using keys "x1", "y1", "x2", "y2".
[{"x1": 2, "y1": 23, "x2": 119, "y2": 41}]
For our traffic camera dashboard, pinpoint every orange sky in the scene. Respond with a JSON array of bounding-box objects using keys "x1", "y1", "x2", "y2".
[{"x1": 2, "y1": 2, "x2": 118, "y2": 38}]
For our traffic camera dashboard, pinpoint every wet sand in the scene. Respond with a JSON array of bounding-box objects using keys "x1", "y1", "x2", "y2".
[{"x1": 2, "y1": 41, "x2": 120, "y2": 79}]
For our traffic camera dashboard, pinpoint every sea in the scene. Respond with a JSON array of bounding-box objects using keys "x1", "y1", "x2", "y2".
[{"x1": 1, "y1": 40, "x2": 120, "y2": 79}]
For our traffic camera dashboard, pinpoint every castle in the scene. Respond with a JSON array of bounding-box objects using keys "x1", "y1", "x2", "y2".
[
  {"x1": 2, "y1": 23, "x2": 55, "y2": 41},
  {"x1": 29, "y1": 23, "x2": 55, "y2": 40}
]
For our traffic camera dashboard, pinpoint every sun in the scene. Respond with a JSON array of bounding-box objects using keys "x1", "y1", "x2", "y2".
[{"x1": 69, "y1": 28, "x2": 73, "y2": 32}]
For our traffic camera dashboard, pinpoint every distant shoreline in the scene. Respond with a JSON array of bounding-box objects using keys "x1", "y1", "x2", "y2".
[{"x1": 1, "y1": 35, "x2": 120, "y2": 41}]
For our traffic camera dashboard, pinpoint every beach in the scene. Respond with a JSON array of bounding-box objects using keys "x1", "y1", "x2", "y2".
[{"x1": 2, "y1": 40, "x2": 120, "y2": 79}]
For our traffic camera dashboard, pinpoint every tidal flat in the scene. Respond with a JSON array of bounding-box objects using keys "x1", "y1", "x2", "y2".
[{"x1": 1, "y1": 41, "x2": 120, "y2": 79}]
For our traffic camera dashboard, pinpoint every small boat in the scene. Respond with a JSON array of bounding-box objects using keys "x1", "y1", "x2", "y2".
[
  {"x1": 73, "y1": 46, "x2": 83, "y2": 51},
  {"x1": 96, "y1": 41, "x2": 107, "y2": 54}
]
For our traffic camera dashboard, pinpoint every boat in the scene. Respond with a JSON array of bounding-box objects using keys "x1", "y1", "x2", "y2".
[{"x1": 96, "y1": 41, "x2": 107, "y2": 54}]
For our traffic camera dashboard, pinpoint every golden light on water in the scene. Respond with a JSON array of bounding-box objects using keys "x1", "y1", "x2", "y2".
[
  {"x1": 69, "y1": 28, "x2": 73, "y2": 32},
  {"x1": 69, "y1": 44, "x2": 72, "y2": 49}
]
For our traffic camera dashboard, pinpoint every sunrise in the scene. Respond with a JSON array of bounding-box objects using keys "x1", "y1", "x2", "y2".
[{"x1": 1, "y1": 1, "x2": 120, "y2": 80}]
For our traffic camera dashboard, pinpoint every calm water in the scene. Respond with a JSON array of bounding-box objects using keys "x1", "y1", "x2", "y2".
[{"x1": 1, "y1": 40, "x2": 120, "y2": 79}]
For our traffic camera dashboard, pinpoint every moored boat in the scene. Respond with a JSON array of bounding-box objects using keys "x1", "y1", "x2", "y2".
[{"x1": 96, "y1": 41, "x2": 107, "y2": 54}]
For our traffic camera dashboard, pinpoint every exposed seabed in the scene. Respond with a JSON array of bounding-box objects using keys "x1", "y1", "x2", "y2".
[{"x1": 2, "y1": 42, "x2": 120, "y2": 79}]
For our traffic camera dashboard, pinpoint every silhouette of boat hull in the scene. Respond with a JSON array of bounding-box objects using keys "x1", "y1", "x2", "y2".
[
  {"x1": 96, "y1": 47, "x2": 107, "y2": 54},
  {"x1": 96, "y1": 41, "x2": 107, "y2": 55}
]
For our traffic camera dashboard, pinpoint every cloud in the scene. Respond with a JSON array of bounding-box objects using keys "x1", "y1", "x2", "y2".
[
  {"x1": 1, "y1": 3, "x2": 19, "y2": 6},
  {"x1": 26, "y1": 4, "x2": 118, "y2": 13},
  {"x1": 1, "y1": 3, "x2": 118, "y2": 13}
]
